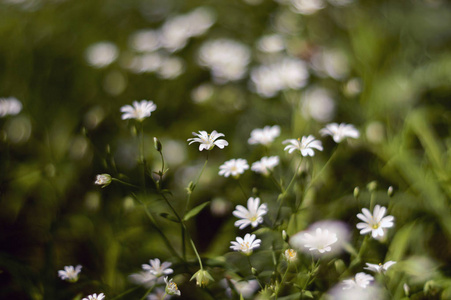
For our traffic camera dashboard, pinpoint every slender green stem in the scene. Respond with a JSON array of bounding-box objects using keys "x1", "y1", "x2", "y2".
[
  {"x1": 270, "y1": 172, "x2": 284, "y2": 193},
  {"x1": 110, "y1": 286, "x2": 140, "y2": 300},
  {"x1": 161, "y1": 293, "x2": 167, "y2": 300},
  {"x1": 369, "y1": 191, "x2": 376, "y2": 211},
  {"x1": 276, "y1": 264, "x2": 291, "y2": 299},
  {"x1": 185, "y1": 226, "x2": 203, "y2": 269},
  {"x1": 140, "y1": 286, "x2": 154, "y2": 300},
  {"x1": 111, "y1": 178, "x2": 139, "y2": 188},
  {"x1": 237, "y1": 178, "x2": 248, "y2": 200},
  {"x1": 185, "y1": 153, "x2": 209, "y2": 213},
  {"x1": 246, "y1": 255, "x2": 263, "y2": 289}
]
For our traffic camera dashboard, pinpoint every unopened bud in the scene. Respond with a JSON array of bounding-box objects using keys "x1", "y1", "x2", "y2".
[
  {"x1": 334, "y1": 259, "x2": 346, "y2": 274},
  {"x1": 282, "y1": 230, "x2": 288, "y2": 242},
  {"x1": 353, "y1": 187, "x2": 360, "y2": 199},
  {"x1": 191, "y1": 269, "x2": 214, "y2": 287},
  {"x1": 388, "y1": 186, "x2": 394, "y2": 197},
  {"x1": 186, "y1": 181, "x2": 195, "y2": 194},
  {"x1": 153, "y1": 137, "x2": 162, "y2": 152},
  {"x1": 367, "y1": 181, "x2": 377, "y2": 193},
  {"x1": 251, "y1": 267, "x2": 258, "y2": 275},
  {"x1": 94, "y1": 174, "x2": 112, "y2": 188},
  {"x1": 106, "y1": 144, "x2": 111, "y2": 154},
  {"x1": 403, "y1": 283, "x2": 410, "y2": 297}
]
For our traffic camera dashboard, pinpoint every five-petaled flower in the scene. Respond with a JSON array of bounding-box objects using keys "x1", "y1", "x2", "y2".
[
  {"x1": 251, "y1": 156, "x2": 279, "y2": 176},
  {"x1": 188, "y1": 130, "x2": 229, "y2": 151},
  {"x1": 356, "y1": 205, "x2": 394, "y2": 238},
  {"x1": 232, "y1": 197, "x2": 268, "y2": 229},
  {"x1": 320, "y1": 123, "x2": 360, "y2": 143},
  {"x1": 120, "y1": 100, "x2": 157, "y2": 121},
  {"x1": 82, "y1": 293, "x2": 105, "y2": 300},
  {"x1": 248, "y1": 125, "x2": 281, "y2": 146},
  {"x1": 165, "y1": 276, "x2": 181, "y2": 296},
  {"x1": 342, "y1": 272, "x2": 374, "y2": 290},
  {"x1": 58, "y1": 265, "x2": 82, "y2": 282},
  {"x1": 219, "y1": 158, "x2": 249, "y2": 178},
  {"x1": 142, "y1": 258, "x2": 173, "y2": 277},
  {"x1": 282, "y1": 135, "x2": 323, "y2": 156},
  {"x1": 230, "y1": 233, "x2": 261, "y2": 255},
  {"x1": 298, "y1": 227, "x2": 338, "y2": 254},
  {"x1": 364, "y1": 261, "x2": 396, "y2": 274},
  {"x1": 284, "y1": 249, "x2": 297, "y2": 262}
]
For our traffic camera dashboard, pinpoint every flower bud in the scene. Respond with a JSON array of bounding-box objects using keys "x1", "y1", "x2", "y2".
[
  {"x1": 334, "y1": 259, "x2": 346, "y2": 274},
  {"x1": 94, "y1": 174, "x2": 112, "y2": 188},
  {"x1": 191, "y1": 269, "x2": 214, "y2": 287},
  {"x1": 403, "y1": 283, "x2": 410, "y2": 297},
  {"x1": 251, "y1": 267, "x2": 258, "y2": 275},
  {"x1": 367, "y1": 181, "x2": 377, "y2": 193},
  {"x1": 153, "y1": 137, "x2": 162, "y2": 152},
  {"x1": 282, "y1": 230, "x2": 288, "y2": 242},
  {"x1": 353, "y1": 187, "x2": 360, "y2": 199},
  {"x1": 388, "y1": 186, "x2": 394, "y2": 197}
]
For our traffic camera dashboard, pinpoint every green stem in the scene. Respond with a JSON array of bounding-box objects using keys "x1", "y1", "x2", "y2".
[
  {"x1": 237, "y1": 179, "x2": 248, "y2": 200},
  {"x1": 110, "y1": 286, "x2": 140, "y2": 300},
  {"x1": 246, "y1": 255, "x2": 263, "y2": 289},
  {"x1": 140, "y1": 286, "x2": 154, "y2": 300},
  {"x1": 270, "y1": 172, "x2": 284, "y2": 193},
  {"x1": 111, "y1": 178, "x2": 139, "y2": 188},
  {"x1": 275, "y1": 264, "x2": 290, "y2": 299},
  {"x1": 185, "y1": 154, "x2": 209, "y2": 213},
  {"x1": 161, "y1": 293, "x2": 167, "y2": 300},
  {"x1": 185, "y1": 226, "x2": 203, "y2": 269}
]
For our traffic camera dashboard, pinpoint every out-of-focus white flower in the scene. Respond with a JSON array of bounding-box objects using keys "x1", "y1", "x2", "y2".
[
  {"x1": 233, "y1": 197, "x2": 268, "y2": 229},
  {"x1": 188, "y1": 130, "x2": 228, "y2": 151},
  {"x1": 366, "y1": 121, "x2": 385, "y2": 144},
  {"x1": 356, "y1": 205, "x2": 394, "y2": 238},
  {"x1": 142, "y1": 259, "x2": 173, "y2": 277},
  {"x1": 403, "y1": 283, "x2": 410, "y2": 297},
  {"x1": 223, "y1": 279, "x2": 260, "y2": 298},
  {"x1": 0, "y1": 97, "x2": 22, "y2": 117},
  {"x1": 251, "y1": 156, "x2": 280, "y2": 176},
  {"x1": 82, "y1": 293, "x2": 105, "y2": 300},
  {"x1": 257, "y1": 34, "x2": 285, "y2": 53},
  {"x1": 230, "y1": 233, "x2": 261, "y2": 255},
  {"x1": 248, "y1": 125, "x2": 281, "y2": 146},
  {"x1": 365, "y1": 261, "x2": 396, "y2": 274},
  {"x1": 126, "y1": 53, "x2": 163, "y2": 74},
  {"x1": 164, "y1": 277, "x2": 181, "y2": 296},
  {"x1": 300, "y1": 87, "x2": 335, "y2": 122},
  {"x1": 250, "y1": 58, "x2": 309, "y2": 97},
  {"x1": 290, "y1": 0, "x2": 325, "y2": 15},
  {"x1": 129, "y1": 271, "x2": 157, "y2": 288},
  {"x1": 329, "y1": 281, "x2": 382, "y2": 300},
  {"x1": 284, "y1": 249, "x2": 297, "y2": 262},
  {"x1": 85, "y1": 42, "x2": 119, "y2": 68},
  {"x1": 291, "y1": 228, "x2": 338, "y2": 254},
  {"x1": 308, "y1": 220, "x2": 350, "y2": 255},
  {"x1": 283, "y1": 135, "x2": 323, "y2": 156},
  {"x1": 198, "y1": 39, "x2": 251, "y2": 83},
  {"x1": 191, "y1": 83, "x2": 214, "y2": 103},
  {"x1": 129, "y1": 29, "x2": 161, "y2": 52},
  {"x1": 58, "y1": 265, "x2": 82, "y2": 282},
  {"x1": 219, "y1": 158, "x2": 249, "y2": 178},
  {"x1": 342, "y1": 272, "x2": 374, "y2": 289},
  {"x1": 327, "y1": 0, "x2": 354, "y2": 7},
  {"x1": 320, "y1": 123, "x2": 360, "y2": 143},
  {"x1": 157, "y1": 56, "x2": 185, "y2": 79},
  {"x1": 120, "y1": 100, "x2": 157, "y2": 121},
  {"x1": 311, "y1": 48, "x2": 349, "y2": 79},
  {"x1": 148, "y1": 288, "x2": 169, "y2": 300},
  {"x1": 94, "y1": 174, "x2": 112, "y2": 188}
]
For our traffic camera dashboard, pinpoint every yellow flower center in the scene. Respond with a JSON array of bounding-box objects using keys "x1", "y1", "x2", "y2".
[{"x1": 249, "y1": 216, "x2": 257, "y2": 222}]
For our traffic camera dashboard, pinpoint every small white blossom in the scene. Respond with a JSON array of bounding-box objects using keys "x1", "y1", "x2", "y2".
[
  {"x1": 356, "y1": 205, "x2": 394, "y2": 238},
  {"x1": 364, "y1": 261, "x2": 396, "y2": 274},
  {"x1": 94, "y1": 174, "x2": 112, "y2": 187},
  {"x1": 282, "y1": 135, "x2": 323, "y2": 156},
  {"x1": 142, "y1": 258, "x2": 173, "y2": 277},
  {"x1": 257, "y1": 34, "x2": 285, "y2": 53},
  {"x1": 300, "y1": 87, "x2": 335, "y2": 123},
  {"x1": 284, "y1": 249, "x2": 297, "y2": 262},
  {"x1": 232, "y1": 197, "x2": 268, "y2": 229},
  {"x1": 320, "y1": 123, "x2": 360, "y2": 143},
  {"x1": 248, "y1": 125, "x2": 281, "y2": 146},
  {"x1": 187, "y1": 130, "x2": 229, "y2": 151},
  {"x1": 129, "y1": 271, "x2": 157, "y2": 288},
  {"x1": 82, "y1": 293, "x2": 105, "y2": 300},
  {"x1": 251, "y1": 156, "x2": 279, "y2": 176},
  {"x1": 290, "y1": 0, "x2": 325, "y2": 15},
  {"x1": 230, "y1": 233, "x2": 261, "y2": 255},
  {"x1": 342, "y1": 272, "x2": 374, "y2": 289},
  {"x1": 294, "y1": 228, "x2": 338, "y2": 254},
  {"x1": 329, "y1": 281, "x2": 381, "y2": 300},
  {"x1": 219, "y1": 158, "x2": 249, "y2": 178},
  {"x1": 147, "y1": 288, "x2": 169, "y2": 300},
  {"x1": 58, "y1": 265, "x2": 82, "y2": 282},
  {"x1": 85, "y1": 42, "x2": 118, "y2": 68},
  {"x1": 0, "y1": 97, "x2": 22, "y2": 117},
  {"x1": 164, "y1": 277, "x2": 181, "y2": 296},
  {"x1": 120, "y1": 100, "x2": 157, "y2": 121}
]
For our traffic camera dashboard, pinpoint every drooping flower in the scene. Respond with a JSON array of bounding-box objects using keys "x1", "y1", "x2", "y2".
[
  {"x1": 164, "y1": 277, "x2": 181, "y2": 296},
  {"x1": 142, "y1": 258, "x2": 173, "y2": 277},
  {"x1": 251, "y1": 156, "x2": 279, "y2": 176},
  {"x1": 58, "y1": 265, "x2": 82, "y2": 282},
  {"x1": 282, "y1": 135, "x2": 323, "y2": 156},
  {"x1": 82, "y1": 293, "x2": 105, "y2": 300},
  {"x1": 129, "y1": 271, "x2": 157, "y2": 288},
  {"x1": 293, "y1": 228, "x2": 338, "y2": 254},
  {"x1": 230, "y1": 233, "x2": 261, "y2": 255},
  {"x1": 94, "y1": 174, "x2": 112, "y2": 188},
  {"x1": 356, "y1": 205, "x2": 394, "y2": 238},
  {"x1": 219, "y1": 158, "x2": 249, "y2": 178},
  {"x1": 248, "y1": 125, "x2": 281, "y2": 145},
  {"x1": 364, "y1": 261, "x2": 396, "y2": 274},
  {"x1": 187, "y1": 130, "x2": 229, "y2": 151},
  {"x1": 232, "y1": 197, "x2": 268, "y2": 229},
  {"x1": 120, "y1": 100, "x2": 157, "y2": 121},
  {"x1": 191, "y1": 269, "x2": 214, "y2": 287},
  {"x1": 284, "y1": 249, "x2": 297, "y2": 262},
  {"x1": 0, "y1": 97, "x2": 22, "y2": 117},
  {"x1": 320, "y1": 122, "x2": 360, "y2": 143},
  {"x1": 342, "y1": 272, "x2": 374, "y2": 289}
]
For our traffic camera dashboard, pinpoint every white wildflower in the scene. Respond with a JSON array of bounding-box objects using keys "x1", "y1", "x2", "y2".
[
  {"x1": 257, "y1": 34, "x2": 285, "y2": 53},
  {"x1": 187, "y1": 130, "x2": 229, "y2": 151},
  {"x1": 290, "y1": 0, "x2": 325, "y2": 15},
  {"x1": 342, "y1": 272, "x2": 374, "y2": 289},
  {"x1": 142, "y1": 258, "x2": 173, "y2": 277},
  {"x1": 82, "y1": 293, "x2": 105, "y2": 300},
  {"x1": 230, "y1": 233, "x2": 261, "y2": 255},
  {"x1": 232, "y1": 197, "x2": 268, "y2": 229},
  {"x1": 129, "y1": 271, "x2": 157, "y2": 288},
  {"x1": 58, "y1": 265, "x2": 82, "y2": 282},
  {"x1": 120, "y1": 100, "x2": 157, "y2": 121},
  {"x1": 129, "y1": 29, "x2": 161, "y2": 52},
  {"x1": 248, "y1": 125, "x2": 281, "y2": 146},
  {"x1": 94, "y1": 174, "x2": 112, "y2": 188},
  {"x1": 291, "y1": 228, "x2": 338, "y2": 254},
  {"x1": 251, "y1": 156, "x2": 279, "y2": 176},
  {"x1": 320, "y1": 123, "x2": 360, "y2": 143},
  {"x1": 219, "y1": 159, "x2": 249, "y2": 178},
  {"x1": 164, "y1": 277, "x2": 181, "y2": 296},
  {"x1": 0, "y1": 97, "x2": 22, "y2": 117},
  {"x1": 282, "y1": 135, "x2": 323, "y2": 156},
  {"x1": 364, "y1": 261, "x2": 396, "y2": 274},
  {"x1": 300, "y1": 87, "x2": 335, "y2": 123},
  {"x1": 85, "y1": 42, "x2": 118, "y2": 68},
  {"x1": 284, "y1": 249, "x2": 297, "y2": 262},
  {"x1": 356, "y1": 205, "x2": 394, "y2": 238}
]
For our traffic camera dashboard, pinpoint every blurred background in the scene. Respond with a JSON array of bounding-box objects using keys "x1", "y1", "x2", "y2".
[{"x1": 1, "y1": 0, "x2": 451, "y2": 298}]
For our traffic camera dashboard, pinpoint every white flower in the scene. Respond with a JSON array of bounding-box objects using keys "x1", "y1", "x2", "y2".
[
  {"x1": 85, "y1": 42, "x2": 118, "y2": 68},
  {"x1": 251, "y1": 156, "x2": 280, "y2": 176},
  {"x1": 320, "y1": 123, "x2": 360, "y2": 143},
  {"x1": 129, "y1": 29, "x2": 161, "y2": 53},
  {"x1": 356, "y1": 205, "x2": 394, "y2": 238},
  {"x1": 257, "y1": 34, "x2": 285, "y2": 53},
  {"x1": 293, "y1": 228, "x2": 338, "y2": 254},
  {"x1": 290, "y1": 0, "x2": 325, "y2": 15},
  {"x1": 282, "y1": 135, "x2": 323, "y2": 156},
  {"x1": 120, "y1": 100, "x2": 157, "y2": 121},
  {"x1": 248, "y1": 125, "x2": 281, "y2": 146},
  {"x1": 58, "y1": 265, "x2": 82, "y2": 282},
  {"x1": 147, "y1": 288, "x2": 169, "y2": 300},
  {"x1": 300, "y1": 87, "x2": 335, "y2": 123},
  {"x1": 364, "y1": 261, "x2": 396, "y2": 274},
  {"x1": 82, "y1": 293, "x2": 105, "y2": 300},
  {"x1": 342, "y1": 272, "x2": 374, "y2": 289},
  {"x1": 94, "y1": 174, "x2": 112, "y2": 187},
  {"x1": 329, "y1": 281, "x2": 381, "y2": 300},
  {"x1": 187, "y1": 130, "x2": 229, "y2": 151},
  {"x1": 129, "y1": 271, "x2": 157, "y2": 288},
  {"x1": 308, "y1": 220, "x2": 351, "y2": 255},
  {"x1": 0, "y1": 97, "x2": 22, "y2": 117},
  {"x1": 142, "y1": 258, "x2": 173, "y2": 277},
  {"x1": 284, "y1": 249, "x2": 297, "y2": 262},
  {"x1": 233, "y1": 197, "x2": 267, "y2": 229},
  {"x1": 230, "y1": 233, "x2": 261, "y2": 255},
  {"x1": 219, "y1": 158, "x2": 249, "y2": 178},
  {"x1": 164, "y1": 277, "x2": 181, "y2": 296}
]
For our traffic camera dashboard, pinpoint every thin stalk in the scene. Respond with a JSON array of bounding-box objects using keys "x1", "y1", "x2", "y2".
[
  {"x1": 246, "y1": 255, "x2": 263, "y2": 289},
  {"x1": 185, "y1": 153, "x2": 209, "y2": 213},
  {"x1": 110, "y1": 286, "x2": 140, "y2": 300},
  {"x1": 111, "y1": 178, "x2": 139, "y2": 188},
  {"x1": 140, "y1": 286, "x2": 154, "y2": 300},
  {"x1": 185, "y1": 226, "x2": 203, "y2": 269},
  {"x1": 237, "y1": 178, "x2": 248, "y2": 200}
]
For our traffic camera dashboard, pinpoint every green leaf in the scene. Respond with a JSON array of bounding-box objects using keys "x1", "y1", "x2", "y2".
[
  {"x1": 159, "y1": 213, "x2": 180, "y2": 223},
  {"x1": 183, "y1": 201, "x2": 210, "y2": 221}
]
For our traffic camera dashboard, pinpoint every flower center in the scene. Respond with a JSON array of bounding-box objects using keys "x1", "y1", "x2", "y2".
[
  {"x1": 249, "y1": 216, "x2": 257, "y2": 222},
  {"x1": 241, "y1": 242, "x2": 250, "y2": 251},
  {"x1": 372, "y1": 222, "x2": 380, "y2": 229},
  {"x1": 287, "y1": 249, "x2": 295, "y2": 258}
]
